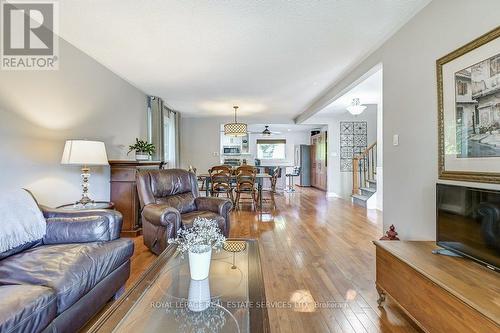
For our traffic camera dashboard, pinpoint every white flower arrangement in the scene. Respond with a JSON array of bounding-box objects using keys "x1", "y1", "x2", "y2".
[{"x1": 168, "y1": 217, "x2": 226, "y2": 254}]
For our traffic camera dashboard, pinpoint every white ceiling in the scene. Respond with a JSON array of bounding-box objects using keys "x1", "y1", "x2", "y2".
[
  {"x1": 313, "y1": 67, "x2": 382, "y2": 118},
  {"x1": 58, "y1": 0, "x2": 429, "y2": 121}
]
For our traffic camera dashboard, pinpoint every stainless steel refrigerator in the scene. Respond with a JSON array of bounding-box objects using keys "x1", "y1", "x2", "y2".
[{"x1": 294, "y1": 145, "x2": 311, "y2": 186}]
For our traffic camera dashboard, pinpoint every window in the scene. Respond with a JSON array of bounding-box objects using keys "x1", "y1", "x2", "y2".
[
  {"x1": 256, "y1": 139, "x2": 286, "y2": 159},
  {"x1": 457, "y1": 80, "x2": 467, "y2": 95},
  {"x1": 490, "y1": 54, "x2": 500, "y2": 77}
]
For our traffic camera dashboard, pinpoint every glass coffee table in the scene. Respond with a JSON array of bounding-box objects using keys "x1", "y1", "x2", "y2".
[{"x1": 88, "y1": 239, "x2": 269, "y2": 333}]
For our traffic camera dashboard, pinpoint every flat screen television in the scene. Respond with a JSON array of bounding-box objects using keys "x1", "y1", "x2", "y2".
[{"x1": 437, "y1": 183, "x2": 500, "y2": 272}]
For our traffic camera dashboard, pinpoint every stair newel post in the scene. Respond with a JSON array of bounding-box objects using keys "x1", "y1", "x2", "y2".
[
  {"x1": 363, "y1": 156, "x2": 367, "y2": 189},
  {"x1": 372, "y1": 143, "x2": 376, "y2": 180},
  {"x1": 369, "y1": 148, "x2": 372, "y2": 180},
  {"x1": 360, "y1": 157, "x2": 363, "y2": 190},
  {"x1": 367, "y1": 153, "x2": 370, "y2": 186},
  {"x1": 352, "y1": 156, "x2": 359, "y2": 195}
]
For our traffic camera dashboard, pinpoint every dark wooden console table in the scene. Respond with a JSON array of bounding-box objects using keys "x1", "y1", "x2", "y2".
[
  {"x1": 374, "y1": 241, "x2": 500, "y2": 332},
  {"x1": 109, "y1": 160, "x2": 162, "y2": 237}
]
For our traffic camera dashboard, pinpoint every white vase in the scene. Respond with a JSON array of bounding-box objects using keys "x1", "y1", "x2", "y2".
[
  {"x1": 188, "y1": 278, "x2": 211, "y2": 312},
  {"x1": 188, "y1": 245, "x2": 212, "y2": 280},
  {"x1": 135, "y1": 152, "x2": 149, "y2": 161}
]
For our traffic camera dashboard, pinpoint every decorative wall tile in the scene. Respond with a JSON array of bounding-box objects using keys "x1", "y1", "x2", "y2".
[
  {"x1": 353, "y1": 122, "x2": 367, "y2": 135},
  {"x1": 340, "y1": 147, "x2": 353, "y2": 159},
  {"x1": 341, "y1": 122, "x2": 353, "y2": 134},
  {"x1": 340, "y1": 159, "x2": 352, "y2": 172},
  {"x1": 340, "y1": 121, "x2": 367, "y2": 172},
  {"x1": 354, "y1": 135, "x2": 367, "y2": 147}
]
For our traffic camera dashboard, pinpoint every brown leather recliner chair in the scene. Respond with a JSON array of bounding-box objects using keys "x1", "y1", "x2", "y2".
[{"x1": 136, "y1": 169, "x2": 232, "y2": 255}]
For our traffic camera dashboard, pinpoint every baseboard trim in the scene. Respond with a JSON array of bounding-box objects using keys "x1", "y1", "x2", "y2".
[{"x1": 326, "y1": 192, "x2": 341, "y2": 198}]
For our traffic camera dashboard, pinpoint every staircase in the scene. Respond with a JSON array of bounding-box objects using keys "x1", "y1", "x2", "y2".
[{"x1": 352, "y1": 142, "x2": 377, "y2": 208}]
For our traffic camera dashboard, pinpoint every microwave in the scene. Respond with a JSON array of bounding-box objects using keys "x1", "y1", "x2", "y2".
[{"x1": 223, "y1": 146, "x2": 241, "y2": 155}]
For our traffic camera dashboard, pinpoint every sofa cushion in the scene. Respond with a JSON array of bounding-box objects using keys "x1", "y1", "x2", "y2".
[
  {"x1": 0, "y1": 285, "x2": 57, "y2": 333},
  {"x1": 181, "y1": 211, "x2": 226, "y2": 235},
  {"x1": 0, "y1": 239, "x2": 133, "y2": 314}
]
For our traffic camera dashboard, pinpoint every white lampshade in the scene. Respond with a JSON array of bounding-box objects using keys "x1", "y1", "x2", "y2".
[{"x1": 61, "y1": 140, "x2": 109, "y2": 166}]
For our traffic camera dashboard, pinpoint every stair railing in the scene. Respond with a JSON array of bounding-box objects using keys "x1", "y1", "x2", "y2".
[{"x1": 352, "y1": 142, "x2": 377, "y2": 195}]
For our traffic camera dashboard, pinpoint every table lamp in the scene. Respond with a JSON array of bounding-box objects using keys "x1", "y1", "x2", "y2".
[{"x1": 61, "y1": 140, "x2": 109, "y2": 206}]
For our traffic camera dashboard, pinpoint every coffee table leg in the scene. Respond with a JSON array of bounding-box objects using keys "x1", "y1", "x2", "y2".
[{"x1": 232, "y1": 252, "x2": 237, "y2": 269}]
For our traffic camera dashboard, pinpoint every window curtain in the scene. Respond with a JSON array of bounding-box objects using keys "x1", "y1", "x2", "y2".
[
  {"x1": 147, "y1": 96, "x2": 180, "y2": 168},
  {"x1": 147, "y1": 96, "x2": 164, "y2": 161}
]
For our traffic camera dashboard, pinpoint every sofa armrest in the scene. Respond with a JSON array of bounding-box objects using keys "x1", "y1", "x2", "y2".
[
  {"x1": 195, "y1": 197, "x2": 232, "y2": 236},
  {"x1": 40, "y1": 206, "x2": 123, "y2": 243},
  {"x1": 142, "y1": 204, "x2": 181, "y2": 230},
  {"x1": 195, "y1": 197, "x2": 233, "y2": 216}
]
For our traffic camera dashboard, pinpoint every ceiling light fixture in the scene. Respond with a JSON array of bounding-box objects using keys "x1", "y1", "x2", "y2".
[
  {"x1": 262, "y1": 125, "x2": 272, "y2": 136},
  {"x1": 224, "y1": 105, "x2": 247, "y2": 137},
  {"x1": 346, "y1": 98, "x2": 366, "y2": 115}
]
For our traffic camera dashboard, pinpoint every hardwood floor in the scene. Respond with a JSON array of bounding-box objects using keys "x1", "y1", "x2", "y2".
[{"x1": 127, "y1": 187, "x2": 420, "y2": 333}]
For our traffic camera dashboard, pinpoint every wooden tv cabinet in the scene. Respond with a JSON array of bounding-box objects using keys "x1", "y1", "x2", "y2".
[{"x1": 374, "y1": 241, "x2": 500, "y2": 333}]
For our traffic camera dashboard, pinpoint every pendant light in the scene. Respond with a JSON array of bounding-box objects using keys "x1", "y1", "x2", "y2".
[
  {"x1": 224, "y1": 105, "x2": 247, "y2": 137},
  {"x1": 346, "y1": 98, "x2": 366, "y2": 115}
]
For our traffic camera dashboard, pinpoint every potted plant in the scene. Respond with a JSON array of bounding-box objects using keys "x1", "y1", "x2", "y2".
[
  {"x1": 168, "y1": 217, "x2": 226, "y2": 280},
  {"x1": 127, "y1": 138, "x2": 155, "y2": 161}
]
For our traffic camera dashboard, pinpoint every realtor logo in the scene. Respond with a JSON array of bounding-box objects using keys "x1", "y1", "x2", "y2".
[{"x1": 1, "y1": 0, "x2": 59, "y2": 70}]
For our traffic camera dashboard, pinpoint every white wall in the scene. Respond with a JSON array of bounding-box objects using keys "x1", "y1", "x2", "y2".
[
  {"x1": 0, "y1": 38, "x2": 147, "y2": 207},
  {"x1": 300, "y1": 0, "x2": 500, "y2": 239},
  {"x1": 322, "y1": 105, "x2": 377, "y2": 199},
  {"x1": 180, "y1": 117, "x2": 222, "y2": 173}
]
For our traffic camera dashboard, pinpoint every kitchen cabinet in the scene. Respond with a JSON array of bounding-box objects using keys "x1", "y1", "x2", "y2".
[{"x1": 221, "y1": 134, "x2": 249, "y2": 154}]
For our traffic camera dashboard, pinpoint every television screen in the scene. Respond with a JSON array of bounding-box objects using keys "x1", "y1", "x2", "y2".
[{"x1": 437, "y1": 183, "x2": 500, "y2": 272}]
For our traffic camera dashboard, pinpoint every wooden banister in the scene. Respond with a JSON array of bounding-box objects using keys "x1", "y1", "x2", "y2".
[{"x1": 352, "y1": 142, "x2": 377, "y2": 195}]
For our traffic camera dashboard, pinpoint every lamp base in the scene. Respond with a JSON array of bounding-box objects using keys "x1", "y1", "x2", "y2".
[
  {"x1": 77, "y1": 166, "x2": 94, "y2": 207},
  {"x1": 75, "y1": 196, "x2": 94, "y2": 207}
]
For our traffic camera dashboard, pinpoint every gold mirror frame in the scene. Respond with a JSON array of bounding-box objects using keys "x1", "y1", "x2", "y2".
[{"x1": 437, "y1": 26, "x2": 500, "y2": 184}]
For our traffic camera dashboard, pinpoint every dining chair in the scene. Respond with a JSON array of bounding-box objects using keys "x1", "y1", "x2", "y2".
[
  {"x1": 209, "y1": 165, "x2": 234, "y2": 202},
  {"x1": 189, "y1": 165, "x2": 206, "y2": 192},
  {"x1": 237, "y1": 165, "x2": 255, "y2": 172},
  {"x1": 259, "y1": 167, "x2": 280, "y2": 209},
  {"x1": 234, "y1": 166, "x2": 258, "y2": 209}
]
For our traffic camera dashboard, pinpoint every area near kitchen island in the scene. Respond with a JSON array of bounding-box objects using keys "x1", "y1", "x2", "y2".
[{"x1": 219, "y1": 124, "x2": 322, "y2": 190}]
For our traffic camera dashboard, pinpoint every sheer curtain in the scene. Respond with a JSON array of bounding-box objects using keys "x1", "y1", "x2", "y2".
[{"x1": 163, "y1": 108, "x2": 179, "y2": 168}]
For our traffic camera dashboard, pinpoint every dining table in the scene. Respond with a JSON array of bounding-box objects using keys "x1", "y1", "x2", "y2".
[{"x1": 198, "y1": 173, "x2": 272, "y2": 210}]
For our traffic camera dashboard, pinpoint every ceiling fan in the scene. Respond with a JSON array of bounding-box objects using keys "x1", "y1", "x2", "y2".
[{"x1": 248, "y1": 125, "x2": 282, "y2": 136}]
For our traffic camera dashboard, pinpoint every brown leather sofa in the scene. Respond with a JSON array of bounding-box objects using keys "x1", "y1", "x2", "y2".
[
  {"x1": 0, "y1": 205, "x2": 133, "y2": 333},
  {"x1": 136, "y1": 169, "x2": 232, "y2": 255}
]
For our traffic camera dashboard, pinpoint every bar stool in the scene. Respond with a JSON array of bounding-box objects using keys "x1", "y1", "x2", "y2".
[{"x1": 285, "y1": 166, "x2": 301, "y2": 193}]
